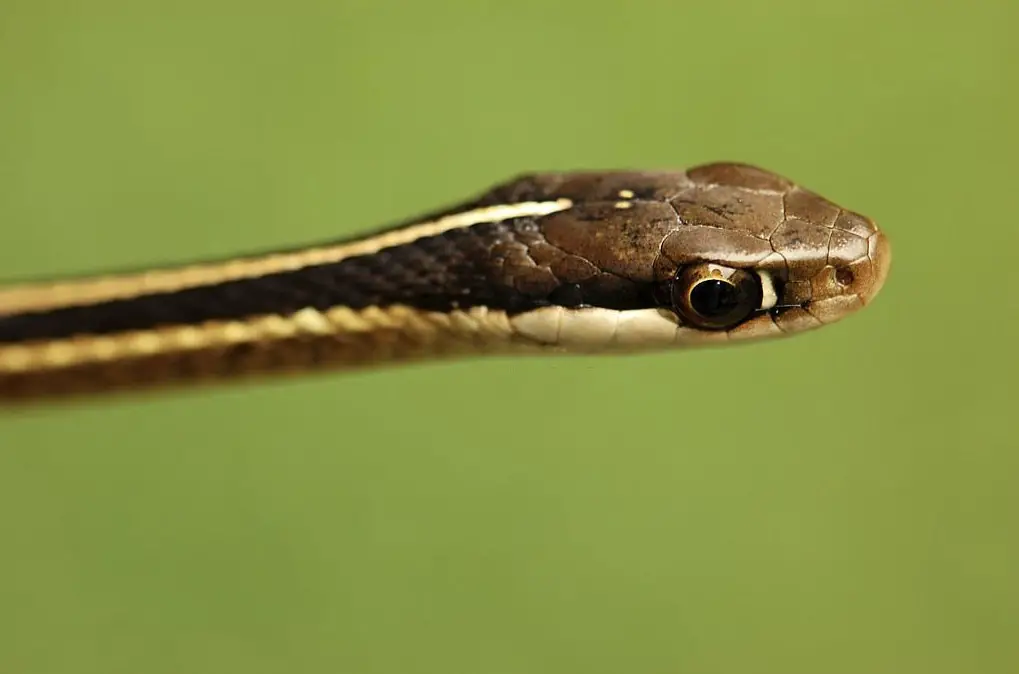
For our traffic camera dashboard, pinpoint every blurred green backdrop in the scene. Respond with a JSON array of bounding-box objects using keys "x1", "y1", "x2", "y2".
[{"x1": 1, "y1": 1, "x2": 1016, "y2": 673}]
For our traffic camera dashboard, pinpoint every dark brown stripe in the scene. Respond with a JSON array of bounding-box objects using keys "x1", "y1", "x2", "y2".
[{"x1": 0, "y1": 218, "x2": 654, "y2": 343}]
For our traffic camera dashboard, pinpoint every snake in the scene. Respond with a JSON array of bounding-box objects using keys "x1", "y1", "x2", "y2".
[{"x1": 0, "y1": 162, "x2": 890, "y2": 404}]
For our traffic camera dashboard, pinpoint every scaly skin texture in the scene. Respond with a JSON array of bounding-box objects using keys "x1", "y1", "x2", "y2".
[{"x1": 0, "y1": 163, "x2": 890, "y2": 404}]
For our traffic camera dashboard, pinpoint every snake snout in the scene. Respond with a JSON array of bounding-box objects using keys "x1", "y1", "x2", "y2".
[{"x1": 861, "y1": 229, "x2": 891, "y2": 305}]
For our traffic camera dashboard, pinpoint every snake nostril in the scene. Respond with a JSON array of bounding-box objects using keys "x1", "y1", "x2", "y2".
[{"x1": 835, "y1": 268, "x2": 854, "y2": 287}]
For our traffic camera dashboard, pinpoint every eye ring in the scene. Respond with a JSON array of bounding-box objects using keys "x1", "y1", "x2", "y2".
[{"x1": 670, "y1": 263, "x2": 763, "y2": 330}]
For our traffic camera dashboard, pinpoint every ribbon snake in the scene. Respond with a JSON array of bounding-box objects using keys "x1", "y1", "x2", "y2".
[{"x1": 0, "y1": 163, "x2": 891, "y2": 404}]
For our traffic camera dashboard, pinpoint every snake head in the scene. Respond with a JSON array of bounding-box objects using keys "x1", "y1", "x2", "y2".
[
  {"x1": 667, "y1": 162, "x2": 892, "y2": 336},
  {"x1": 507, "y1": 162, "x2": 891, "y2": 349}
]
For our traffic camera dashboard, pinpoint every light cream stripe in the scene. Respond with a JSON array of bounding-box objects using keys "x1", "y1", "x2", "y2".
[
  {"x1": 0, "y1": 303, "x2": 812, "y2": 377},
  {"x1": 0, "y1": 199, "x2": 573, "y2": 317},
  {"x1": 0, "y1": 304, "x2": 518, "y2": 373}
]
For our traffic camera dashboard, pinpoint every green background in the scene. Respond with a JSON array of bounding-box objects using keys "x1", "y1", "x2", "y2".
[{"x1": 1, "y1": 1, "x2": 1016, "y2": 673}]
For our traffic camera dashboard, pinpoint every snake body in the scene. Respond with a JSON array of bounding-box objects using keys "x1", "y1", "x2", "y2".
[{"x1": 0, "y1": 163, "x2": 890, "y2": 403}]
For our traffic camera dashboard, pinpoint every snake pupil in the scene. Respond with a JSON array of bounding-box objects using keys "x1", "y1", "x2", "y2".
[{"x1": 689, "y1": 279, "x2": 738, "y2": 317}]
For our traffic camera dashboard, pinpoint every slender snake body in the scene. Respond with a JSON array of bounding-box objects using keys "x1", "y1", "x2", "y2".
[{"x1": 0, "y1": 163, "x2": 891, "y2": 404}]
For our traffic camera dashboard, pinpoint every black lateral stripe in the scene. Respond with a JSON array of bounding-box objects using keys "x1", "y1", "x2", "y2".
[{"x1": 0, "y1": 218, "x2": 653, "y2": 344}]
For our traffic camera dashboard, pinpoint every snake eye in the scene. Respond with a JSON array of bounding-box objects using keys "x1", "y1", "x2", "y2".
[{"x1": 670, "y1": 263, "x2": 763, "y2": 330}]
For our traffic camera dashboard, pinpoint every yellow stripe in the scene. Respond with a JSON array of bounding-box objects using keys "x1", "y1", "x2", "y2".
[
  {"x1": 0, "y1": 199, "x2": 573, "y2": 316},
  {"x1": 0, "y1": 304, "x2": 518, "y2": 373}
]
